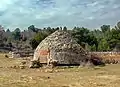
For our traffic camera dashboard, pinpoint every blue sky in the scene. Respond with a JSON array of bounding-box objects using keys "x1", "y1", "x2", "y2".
[{"x1": 0, "y1": 0, "x2": 120, "y2": 30}]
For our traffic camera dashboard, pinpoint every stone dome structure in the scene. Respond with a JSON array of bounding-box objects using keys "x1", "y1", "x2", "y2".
[{"x1": 32, "y1": 30, "x2": 89, "y2": 66}]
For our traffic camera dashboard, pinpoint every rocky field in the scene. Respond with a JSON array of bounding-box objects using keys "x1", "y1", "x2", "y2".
[{"x1": 0, "y1": 53, "x2": 120, "y2": 87}]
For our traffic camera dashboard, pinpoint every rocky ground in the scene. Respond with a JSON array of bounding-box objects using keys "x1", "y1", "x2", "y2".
[{"x1": 0, "y1": 53, "x2": 120, "y2": 87}]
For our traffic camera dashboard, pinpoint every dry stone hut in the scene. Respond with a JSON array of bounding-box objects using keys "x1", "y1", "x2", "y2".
[{"x1": 31, "y1": 30, "x2": 90, "y2": 67}]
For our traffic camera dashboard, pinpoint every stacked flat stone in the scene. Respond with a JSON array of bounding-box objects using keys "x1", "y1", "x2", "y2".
[{"x1": 32, "y1": 30, "x2": 89, "y2": 66}]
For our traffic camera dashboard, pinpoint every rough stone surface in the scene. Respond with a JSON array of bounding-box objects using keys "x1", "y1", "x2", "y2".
[{"x1": 32, "y1": 30, "x2": 89, "y2": 66}]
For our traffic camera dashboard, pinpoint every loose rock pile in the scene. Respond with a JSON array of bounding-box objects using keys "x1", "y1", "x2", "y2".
[{"x1": 8, "y1": 51, "x2": 20, "y2": 58}]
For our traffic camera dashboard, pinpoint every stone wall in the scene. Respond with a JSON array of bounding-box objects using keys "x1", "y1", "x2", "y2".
[{"x1": 90, "y1": 52, "x2": 120, "y2": 64}]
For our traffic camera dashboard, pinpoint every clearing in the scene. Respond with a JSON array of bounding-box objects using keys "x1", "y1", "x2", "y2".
[{"x1": 0, "y1": 53, "x2": 120, "y2": 87}]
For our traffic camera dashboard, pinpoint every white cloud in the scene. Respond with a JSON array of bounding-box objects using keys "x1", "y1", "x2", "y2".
[{"x1": 0, "y1": 0, "x2": 120, "y2": 30}]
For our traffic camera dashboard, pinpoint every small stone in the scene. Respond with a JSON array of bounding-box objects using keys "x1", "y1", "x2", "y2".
[{"x1": 20, "y1": 65, "x2": 25, "y2": 69}]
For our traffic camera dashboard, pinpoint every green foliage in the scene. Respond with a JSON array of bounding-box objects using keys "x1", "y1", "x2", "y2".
[
  {"x1": 6, "y1": 29, "x2": 10, "y2": 32},
  {"x1": 63, "y1": 26, "x2": 67, "y2": 31},
  {"x1": 29, "y1": 32, "x2": 48, "y2": 49},
  {"x1": 1, "y1": 21, "x2": 120, "y2": 52},
  {"x1": 71, "y1": 23, "x2": 120, "y2": 51},
  {"x1": 101, "y1": 25, "x2": 110, "y2": 33},
  {"x1": 72, "y1": 27, "x2": 98, "y2": 51},
  {"x1": 90, "y1": 44, "x2": 96, "y2": 51},
  {"x1": 98, "y1": 38, "x2": 110, "y2": 51},
  {"x1": 108, "y1": 39, "x2": 120, "y2": 49},
  {"x1": 28, "y1": 25, "x2": 36, "y2": 32},
  {"x1": 29, "y1": 39, "x2": 39, "y2": 49},
  {"x1": 72, "y1": 27, "x2": 89, "y2": 44},
  {"x1": 34, "y1": 32, "x2": 47, "y2": 43},
  {"x1": 12, "y1": 28, "x2": 21, "y2": 40}
]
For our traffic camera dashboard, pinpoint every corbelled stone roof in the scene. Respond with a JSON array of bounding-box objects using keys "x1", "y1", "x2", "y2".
[
  {"x1": 33, "y1": 30, "x2": 89, "y2": 64},
  {"x1": 36, "y1": 30, "x2": 86, "y2": 52}
]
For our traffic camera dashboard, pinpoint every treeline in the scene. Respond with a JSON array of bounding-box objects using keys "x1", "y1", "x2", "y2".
[{"x1": 0, "y1": 21, "x2": 120, "y2": 52}]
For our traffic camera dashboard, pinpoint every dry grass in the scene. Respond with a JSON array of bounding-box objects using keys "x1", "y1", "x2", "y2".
[{"x1": 0, "y1": 53, "x2": 120, "y2": 87}]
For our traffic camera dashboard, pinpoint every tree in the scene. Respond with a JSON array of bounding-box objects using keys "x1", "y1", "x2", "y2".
[
  {"x1": 98, "y1": 38, "x2": 110, "y2": 51},
  {"x1": 72, "y1": 27, "x2": 98, "y2": 51},
  {"x1": 108, "y1": 39, "x2": 119, "y2": 50},
  {"x1": 101, "y1": 25, "x2": 110, "y2": 33},
  {"x1": 6, "y1": 29, "x2": 11, "y2": 32},
  {"x1": 34, "y1": 32, "x2": 46, "y2": 43},
  {"x1": 28, "y1": 25, "x2": 36, "y2": 32},
  {"x1": 29, "y1": 32, "x2": 48, "y2": 49},
  {"x1": 12, "y1": 28, "x2": 21, "y2": 40},
  {"x1": 55, "y1": 27, "x2": 60, "y2": 30},
  {"x1": 0, "y1": 25, "x2": 5, "y2": 45},
  {"x1": 63, "y1": 26, "x2": 67, "y2": 31},
  {"x1": 90, "y1": 44, "x2": 96, "y2": 51},
  {"x1": 21, "y1": 34, "x2": 27, "y2": 41},
  {"x1": 46, "y1": 27, "x2": 53, "y2": 34},
  {"x1": 117, "y1": 21, "x2": 120, "y2": 29},
  {"x1": 29, "y1": 39, "x2": 39, "y2": 49},
  {"x1": 73, "y1": 26, "x2": 77, "y2": 30},
  {"x1": 72, "y1": 27, "x2": 90, "y2": 45},
  {"x1": 60, "y1": 27, "x2": 62, "y2": 30},
  {"x1": 0, "y1": 30, "x2": 3, "y2": 41},
  {"x1": 87, "y1": 33, "x2": 98, "y2": 51}
]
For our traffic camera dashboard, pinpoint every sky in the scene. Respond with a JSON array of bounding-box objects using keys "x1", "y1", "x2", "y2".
[{"x1": 0, "y1": 0, "x2": 120, "y2": 30}]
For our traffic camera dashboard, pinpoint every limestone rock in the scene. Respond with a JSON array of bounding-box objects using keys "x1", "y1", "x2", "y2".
[{"x1": 31, "y1": 30, "x2": 90, "y2": 67}]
